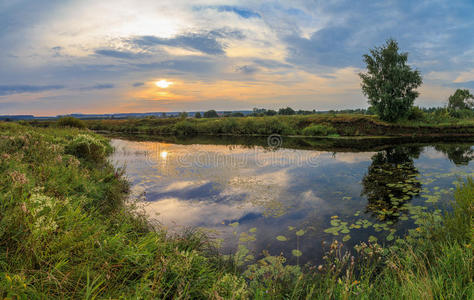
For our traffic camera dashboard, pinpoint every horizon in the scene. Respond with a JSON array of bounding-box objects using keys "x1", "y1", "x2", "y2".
[{"x1": 1, "y1": 0, "x2": 473, "y2": 116}]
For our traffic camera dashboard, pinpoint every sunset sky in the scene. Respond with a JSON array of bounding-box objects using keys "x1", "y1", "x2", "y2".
[{"x1": 1, "y1": 0, "x2": 473, "y2": 116}]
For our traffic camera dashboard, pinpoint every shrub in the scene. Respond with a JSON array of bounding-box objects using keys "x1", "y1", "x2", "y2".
[
  {"x1": 173, "y1": 120, "x2": 197, "y2": 135},
  {"x1": 65, "y1": 134, "x2": 110, "y2": 162},
  {"x1": 449, "y1": 108, "x2": 474, "y2": 119},
  {"x1": 302, "y1": 124, "x2": 337, "y2": 136},
  {"x1": 407, "y1": 106, "x2": 425, "y2": 121},
  {"x1": 57, "y1": 117, "x2": 86, "y2": 129},
  {"x1": 203, "y1": 110, "x2": 219, "y2": 118}
]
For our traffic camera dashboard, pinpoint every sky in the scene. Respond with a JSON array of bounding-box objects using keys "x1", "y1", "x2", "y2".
[{"x1": 0, "y1": 0, "x2": 473, "y2": 116}]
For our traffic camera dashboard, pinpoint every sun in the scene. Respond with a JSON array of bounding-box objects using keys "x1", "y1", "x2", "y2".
[
  {"x1": 160, "y1": 151, "x2": 168, "y2": 159},
  {"x1": 155, "y1": 79, "x2": 173, "y2": 88}
]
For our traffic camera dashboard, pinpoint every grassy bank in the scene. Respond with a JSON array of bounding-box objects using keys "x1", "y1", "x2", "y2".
[
  {"x1": 1, "y1": 122, "x2": 472, "y2": 299},
  {"x1": 82, "y1": 114, "x2": 474, "y2": 137}
]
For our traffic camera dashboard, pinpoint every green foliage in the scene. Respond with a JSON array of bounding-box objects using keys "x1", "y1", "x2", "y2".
[
  {"x1": 231, "y1": 112, "x2": 245, "y2": 117},
  {"x1": 0, "y1": 122, "x2": 472, "y2": 299},
  {"x1": 448, "y1": 89, "x2": 474, "y2": 110},
  {"x1": 173, "y1": 120, "x2": 197, "y2": 135},
  {"x1": 82, "y1": 113, "x2": 474, "y2": 138},
  {"x1": 178, "y1": 111, "x2": 188, "y2": 119},
  {"x1": 56, "y1": 116, "x2": 86, "y2": 129},
  {"x1": 278, "y1": 107, "x2": 295, "y2": 115},
  {"x1": 407, "y1": 106, "x2": 425, "y2": 121},
  {"x1": 360, "y1": 39, "x2": 423, "y2": 122},
  {"x1": 203, "y1": 109, "x2": 219, "y2": 118},
  {"x1": 65, "y1": 134, "x2": 111, "y2": 162},
  {"x1": 195, "y1": 111, "x2": 202, "y2": 118},
  {"x1": 266, "y1": 109, "x2": 277, "y2": 116},
  {"x1": 302, "y1": 124, "x2": 337, "y2": 136},
  {"x1": 0, "y1": 123, "x2": 238, "y2": 299}
]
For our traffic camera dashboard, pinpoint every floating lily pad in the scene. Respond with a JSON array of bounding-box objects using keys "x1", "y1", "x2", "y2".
[
  {"x1": 276, "y1": 235, "x2": 288, "y2": 241},
  {"x1": 292, "y1": 249, "x2": 302, "y2": 257},
  {"x1": 295, "y1": 229, "x2": 305, "y2": 236}
]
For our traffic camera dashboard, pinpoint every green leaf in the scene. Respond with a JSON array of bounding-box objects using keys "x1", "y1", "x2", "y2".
[
  {"x1": 292, "y1": 249, "x2": 302, "y2": 257},
  {"x1": 295, "y1": 229, "x2": 305, "y2": 236},
  {"x1": 342, "y1": 235, "x2": 351, "y2": 242},
  {"x1": 276, "y1": 235, "x2": 288, "y2": 241}
]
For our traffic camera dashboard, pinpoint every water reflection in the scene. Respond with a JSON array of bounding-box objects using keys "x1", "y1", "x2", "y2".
[
  {"x1": 361, "y1": 146, "x2": 422, "y2": 220},
  {"x1": 434, "y1": 144, "x2": 474, "y2": 166},
  {"x1": 109, "y1": 136, "x2": 473, "y2": 264}
]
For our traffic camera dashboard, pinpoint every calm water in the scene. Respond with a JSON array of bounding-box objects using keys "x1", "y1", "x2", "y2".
[{"x1": 109, "y1": 135, "x2": 474, "y2": 265}]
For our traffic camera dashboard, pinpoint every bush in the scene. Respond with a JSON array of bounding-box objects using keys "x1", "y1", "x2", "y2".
[
  {"x1": 173, "y1": 120, "x2": 197, "y2": 135},
  {"x1": 65, "y1": 134, "x2": 110, "y2": 162},
  {"x1": 203, "y1": 110, "x2": 219, "y2": 118},
  {"x1": 407, "y1": 106, "x2": 425, "y2": 121},
  {"x1": 302, "y1": 124, "x2": 337, "y2": 136},
  {"x1": 449, "y1": 108, "x2": 474, "y2": 119},
  {"x1": 57, "y1": 117, "x2": 86, "y2": 129}
]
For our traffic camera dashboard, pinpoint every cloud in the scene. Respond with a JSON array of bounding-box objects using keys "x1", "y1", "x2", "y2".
[
  {"x1": 130, "y1": 29, "x2": 244, "y2": 55},
  {"x1": 132, "y1": 82, "x2": 144, "y2": 87},
  {"x1": 450, "y1": 81, "x2": 474, "y2": 89},
  {"x1": 253, "y1": 59, "x2": 293, "y2": 69},
  {"x1": 133, "y1": 58, "x2": 217, "y2": 74},
  {"x1": 214, "y1": 6, "x2": 261, "y2": 19},
  {"x1": 95, "y1": 49, "x2": 144, "y2": 59},
  {"x1": 0, "y1": 84, "x2": 64, "y2": 96},
  {"x1": 285, "y1": 26, "x2": 361, "y2": 69},
  {"x1": 236, "y1": 65, "x2": 258, "y2": 74},
  {"x1": 80, "y1": 83, "x2": 115, "y2": 91}
]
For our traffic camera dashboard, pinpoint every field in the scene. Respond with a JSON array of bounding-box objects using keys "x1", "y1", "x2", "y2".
[
  {"x1": 1, "y1": 122, "x2": 472, "y2": 299},
  {"x1": 64, "y1": 114, "x2": 474, "y2": 137}
]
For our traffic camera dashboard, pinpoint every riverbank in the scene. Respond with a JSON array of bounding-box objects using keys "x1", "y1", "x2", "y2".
[
  {"x1": 1, "y1": 122, "x2": 472, "y2": 299},
  {"x1": 27, "y1": 114, "x2": 474, "y2": 138}
]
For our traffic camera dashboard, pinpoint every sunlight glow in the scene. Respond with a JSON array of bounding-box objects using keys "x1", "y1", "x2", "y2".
[
  {"x1": 155, "y1": 80, "x2": 173, "y2": 88},
  {"x1": 160, "y1": 151, "x2": 168, "y2": 159}
]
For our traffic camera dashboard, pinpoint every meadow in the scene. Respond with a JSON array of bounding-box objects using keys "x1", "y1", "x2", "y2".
[
  {"x1": 0, "y1": 122, "x2": 472, "y2": 299},
  {"x1": 78, "y1": 113, "x2": 474, "y2": 138}
]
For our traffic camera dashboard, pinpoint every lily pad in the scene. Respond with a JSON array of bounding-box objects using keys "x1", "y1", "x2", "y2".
[
  {"x1": 295, "y1": 229, "x2": 305, "y2": 236},
  {"x1": 292, "y1": 249, "x2": 303, "y2": 257}
]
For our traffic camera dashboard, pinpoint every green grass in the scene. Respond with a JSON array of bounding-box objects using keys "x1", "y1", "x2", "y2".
[
  {"x1": 78, "y1": 113, "x2": 474, "y2": 137},
  {"x1": 1, "y1": 122, "x2": 472, "y2": 299}
]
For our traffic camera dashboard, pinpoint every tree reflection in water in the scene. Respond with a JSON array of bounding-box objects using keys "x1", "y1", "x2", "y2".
[
  {"x1": 362, "y1": 146, "x2": 422, "y2": 220},
  {"x1": 434, "y1": 144, "x2": 474, "y2": 166}
]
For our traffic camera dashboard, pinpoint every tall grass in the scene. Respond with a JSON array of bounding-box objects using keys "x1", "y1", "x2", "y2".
[
  {"x1": 81, "y1": 114, "x2": 474, "y2": 137},
  {"x1": 1, "y1": 122, "x2": 472, "y2": 299}
]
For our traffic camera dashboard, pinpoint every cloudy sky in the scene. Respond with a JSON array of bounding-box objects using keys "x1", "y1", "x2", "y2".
[{"x1": 0, "y1": 0, "x2": 473, "y2": 116}]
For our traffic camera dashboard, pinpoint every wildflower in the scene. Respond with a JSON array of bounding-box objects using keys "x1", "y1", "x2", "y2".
[
  {"x1": 10, "y1": 171, "x2": 28, "y2": 185},
  {"x1": 352, "y1": 280, "x2": 359, "y2": 285},
  {"x1": 21, "y1": 202, "x2": 28, "y2": 213},
  {"x1": 67, "y1": 156, "x2": 80, "y2": 167},
  {"x1": 318, "y1": 265, "x2": 323, "y2": 271}
]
